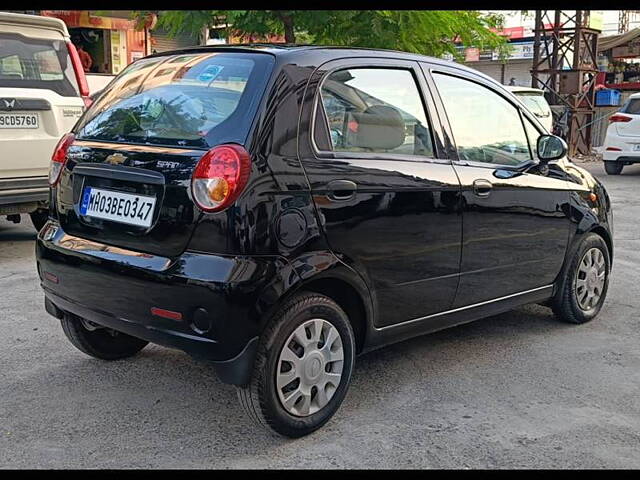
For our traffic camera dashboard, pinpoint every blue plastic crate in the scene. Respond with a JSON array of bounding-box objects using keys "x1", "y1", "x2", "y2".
[{"x1": 596, "y1": 89, "x2": 621, "y2": 106}]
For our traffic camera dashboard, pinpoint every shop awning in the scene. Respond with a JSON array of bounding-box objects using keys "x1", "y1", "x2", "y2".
[{"x1": 598, "y1": 28, "x2": 640, "y2": 52}]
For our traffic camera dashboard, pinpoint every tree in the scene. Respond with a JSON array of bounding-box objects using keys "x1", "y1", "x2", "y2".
[{"x1": 133, "y1": 10, "x2": 508, "y2": 59}]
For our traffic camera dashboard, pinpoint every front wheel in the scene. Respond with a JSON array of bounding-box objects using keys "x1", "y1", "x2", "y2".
[
  {"x1": 237, "y1": 292, "x2": 356, "y2": 437},
  {"x1": 552, "y1": 233, "x2": 610, "y2": 324},
  {"x1": 604, "y1": 161, "x2": 623, "y2": 175},
  {"x1": 60, "y1": 314, "x2": 148, "y2": 360}
]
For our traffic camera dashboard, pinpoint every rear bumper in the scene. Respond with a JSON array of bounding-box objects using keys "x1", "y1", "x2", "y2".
[
  {"x1": 0, "y1": 176, "x2": 48, "y2": 206},
  {"x1": 36, "y1": 221, "x2": 288, "y2": 385},
  {"x1": 602, "y1": 133, "x2": 640, "y2": 162}
]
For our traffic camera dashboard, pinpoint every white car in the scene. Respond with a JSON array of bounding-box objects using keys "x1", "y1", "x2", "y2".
[
  {"x1": 602, "y1": 92, "x2": 640, "y2": 175},
  {"x1": 506, "y1": 86, "x2": 554, "y2": 132},
  {"x1": 0, "y1": 12, "x2": 88, "y2": 230}
]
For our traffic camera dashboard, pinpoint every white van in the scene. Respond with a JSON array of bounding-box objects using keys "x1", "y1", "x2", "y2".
[
  {"x1": 0, "y1": 12, "x2": 88, "y2": 230},
  {"x1": 506, "y1": 86, "x2": 554, "y2": 132}
]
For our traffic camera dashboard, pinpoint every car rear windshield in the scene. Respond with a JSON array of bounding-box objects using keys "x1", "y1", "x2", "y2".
[
  {"x1": 515, "y1": 92, "x2": 551, "y2": 117},
  {"x1": 622, "y1": 98, "x2": 640, "y2": 114},
  {"x1": 0, "y1": 32, "x2": 79, "y2": 97},
  {"x1": 75, "y1": 52, "x2": 275, "y2": 149}
]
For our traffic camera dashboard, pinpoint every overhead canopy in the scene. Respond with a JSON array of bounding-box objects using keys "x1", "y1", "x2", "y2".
[{"x1": 598, "y1": 28, "x2": 640, "y2": 52}]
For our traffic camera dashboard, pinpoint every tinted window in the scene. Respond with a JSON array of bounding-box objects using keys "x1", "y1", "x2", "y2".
[
  {"x1": 0, "y1": 32, "x2": 79, "y2": 97},
  {"x1": 317, "y1": 68, "x2": 434, "y2": 157},
  {"x1": 434, "y1": 73, "x2": 532, "y2": 166},
  {"x1": 75, "y1": 52, "x2": 274, "y2": 148}
]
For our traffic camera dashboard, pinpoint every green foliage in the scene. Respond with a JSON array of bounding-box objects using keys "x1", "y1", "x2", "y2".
[{"x1": 132, "y1": 10, "x2": 508, "y2": 58}]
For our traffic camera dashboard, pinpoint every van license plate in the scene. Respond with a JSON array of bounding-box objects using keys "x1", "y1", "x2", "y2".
[
  {"x1": 0, "y1": 113, "x2": 38, "y2": 129},
  {"x1": 79, "y1": 187, "x2": 156, "y2": 228}
]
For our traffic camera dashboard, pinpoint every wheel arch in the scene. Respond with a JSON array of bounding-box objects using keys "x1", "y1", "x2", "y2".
[
  {"x1": 255, "y1": 250, "x2": 374, "y2": 354},
  {"x1": 589, "y1": 225, "x2": 613, "y2": 264}
]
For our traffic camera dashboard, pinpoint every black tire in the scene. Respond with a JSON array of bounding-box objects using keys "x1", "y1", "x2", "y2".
[
  {"x1": 60, "y1": 314, "x2": 148, "y2": 360},
  {"x1": 237, "y1": 292, "x2": 356, "y2": 438},
  {"x1": 604, "y1": 161, "x2": 623, "y2": 175},
  {"x1": 30, "y1": 209, "x2": 49, "y2": 232},
  {"x1": 552, "y1": 233, "x2": 610, "y2": 324}
]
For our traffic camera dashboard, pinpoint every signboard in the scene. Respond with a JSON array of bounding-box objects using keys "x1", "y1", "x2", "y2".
[
  {"x1": 509, "y1": 42, "x2": 536, "y2": 60},
  {"x1": 588, "y1": 11, "x2": 604, "y2": 31},
  {"x1": 464, "y1": 47, "x2": 480, "y2": 62},
  {"x1": 41, "y1": 10, "x2": 135, "y2": 30},
  {"x1": 110, "y1": 30, "x2": 125, "y2": 74}
]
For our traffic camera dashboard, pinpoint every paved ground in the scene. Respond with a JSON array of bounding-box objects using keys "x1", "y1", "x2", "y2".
[{"x1": 1, "y1": 162, "x2": 639, "y2": 469}]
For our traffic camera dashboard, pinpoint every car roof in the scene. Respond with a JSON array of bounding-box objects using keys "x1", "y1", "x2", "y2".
[
  {"x1": 146, "y1": 44, "x2": 499, "y2": 82},
  {"x1": 0, "y1": 11, "x2": 69, "y2": 37}
]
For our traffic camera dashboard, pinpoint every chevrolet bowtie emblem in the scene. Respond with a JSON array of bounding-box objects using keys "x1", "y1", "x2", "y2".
[{"x1": 105, "y1": 153, "x2": 127, "y2": 165}]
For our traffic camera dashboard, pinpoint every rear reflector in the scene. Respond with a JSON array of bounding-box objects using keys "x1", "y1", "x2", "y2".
[
  {"x1": 150, "y1": 307, "x2": 183, "y2": 321},
  {"x1": 605, "y1": 147, "x2": 622, "y2": 151},
  {"x1": 44, "y1": 272, "x2": 59, "y2": 284}
]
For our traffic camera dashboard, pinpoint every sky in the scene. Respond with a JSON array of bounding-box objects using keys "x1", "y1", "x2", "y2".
[{"x1": 490, "y1": 10, "x2": 640, "y2": 37}]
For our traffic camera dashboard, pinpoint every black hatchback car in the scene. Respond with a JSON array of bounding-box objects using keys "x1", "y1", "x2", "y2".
[{"x1": 37, "y1": 45, "x2": 613, "y2": 437}]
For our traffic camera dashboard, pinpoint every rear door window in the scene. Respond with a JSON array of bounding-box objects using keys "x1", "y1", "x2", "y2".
[
  {"x1": 315, "y1": 67, "x2": 434, "y2": 157},
  {"x1": 0, "y1": 32, "x2": 79, "y2": 97},
  {"x1": 75, "y1": 52, "x2": 274, "y2": 149}
]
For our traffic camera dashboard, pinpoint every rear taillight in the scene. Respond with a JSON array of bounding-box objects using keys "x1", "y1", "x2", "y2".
[
  {"x1": 65, "y1": 42, "x2": 91, "y2": 107},
  {"x1": 191, "y1": 144, "x2": 251, "y2": 213},
  {"x1": 49, "y1": 133, "x2": 75, "y2": 186},
  {"x1": 609, "y1": 114, "x2": 632, "y2": 123}
]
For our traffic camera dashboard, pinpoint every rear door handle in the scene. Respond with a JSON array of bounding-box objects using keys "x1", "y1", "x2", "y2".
[
  {"x1": 326, "y1": 179, "x2": 357, "y2": 201},
  {"x1": 473, "y1": 179, "x2": 493, "y2": 197}
]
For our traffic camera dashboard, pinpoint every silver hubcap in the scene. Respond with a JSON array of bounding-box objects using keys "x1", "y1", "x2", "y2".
[
  {"x1": 575, "y1": 247, "x2": 606, "y2": 311},
  {"x1": 276, "y1": 319, "x2": 344, "y2": 417}
]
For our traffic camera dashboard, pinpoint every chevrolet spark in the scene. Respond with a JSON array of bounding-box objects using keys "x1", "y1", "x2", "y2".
[{"x1": 37, "y1": 46, "x2": 613, "y2": 437}]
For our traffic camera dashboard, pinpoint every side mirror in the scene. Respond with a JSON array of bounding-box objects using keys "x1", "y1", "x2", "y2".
[{"x1": 537, "y1": 134, "x2": 567, "y2": 162}]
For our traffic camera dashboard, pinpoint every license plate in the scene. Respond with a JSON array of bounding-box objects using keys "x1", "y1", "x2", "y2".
[
  {"x1": 0, "y1": 113, "x2": 38, "y2": 129},
  {"x1": 79, "y1": 187, "x2": 156, "y2": 228},
  {"x1": 633, "y1": 144, "x2": 640, "y2": 151}
]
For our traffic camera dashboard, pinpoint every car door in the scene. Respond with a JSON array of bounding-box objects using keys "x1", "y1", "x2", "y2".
[
  {"x1": 298, "y1": 57, "x2": 462, "y2": 327},
  {"x1": 424, "y1": 65, "x2": 573, "y2": 307}
]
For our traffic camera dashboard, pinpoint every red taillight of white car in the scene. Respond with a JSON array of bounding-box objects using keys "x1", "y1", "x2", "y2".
[
  {"x1": 65, "y1": 41, "x2": 92, "y2": 108},
  {"x1": 191, "y1": 144, "x2": 251, "y2": 213},
  {"x1": 49, "y1": 133, "x2": 75, "y2": 186},
  {"x1": 609, "y1": 114, "x2": 632, "y2": 123}
]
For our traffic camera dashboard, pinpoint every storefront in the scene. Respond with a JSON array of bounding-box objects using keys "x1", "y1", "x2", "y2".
[
  {"x1": 40, "y1": 10, "x2": 149, "y2": 75},
  {"x1": 597, "y1": 28, "x2": 640, "y2": 91}
]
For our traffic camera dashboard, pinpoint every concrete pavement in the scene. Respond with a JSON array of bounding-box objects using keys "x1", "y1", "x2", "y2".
[{"x1": 1, "y1": 162, "x2": 639, "y2": 468}]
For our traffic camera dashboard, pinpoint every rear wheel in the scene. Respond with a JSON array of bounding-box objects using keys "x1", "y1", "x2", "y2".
[
  {"x1": 604, "y1": 161, "x2": 623, "y2": 175},
  {"x1": 552, "y1": 233, "x2": 610, "y2": 324},
  {"x1": 237, "y1": 292, "x2": 355, "y2": 437},
  {"x1": 60, "y1": 313, "x2": 148, "y2": 360}
]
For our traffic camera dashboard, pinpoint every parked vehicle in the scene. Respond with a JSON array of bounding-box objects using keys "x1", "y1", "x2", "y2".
[
  {"x1": 602, "y1": 92, "x2": 640, "y2": 175},
  {"x1": 0, "y1": 12, "x2": 90, "y2": 230},
  {"x1": 86, "y1": 73, "x2": 115, "y2": 97},
  {"x1": 506, "y1": 86, "x2": 554, "y2": 132},
  {"x1": 36, "y1": 46, "x2": 613, "y2": 437}
]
